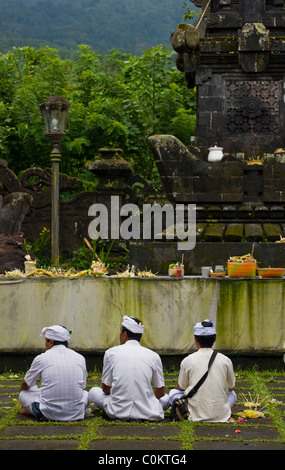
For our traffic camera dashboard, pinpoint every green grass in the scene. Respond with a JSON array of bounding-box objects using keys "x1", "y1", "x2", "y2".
[{"x1": 0, "y1": 369, "x2": 285, "y2": 450}]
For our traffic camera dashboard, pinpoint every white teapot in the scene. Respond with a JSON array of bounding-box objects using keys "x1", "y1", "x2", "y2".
[{"x1": 208, "y1": 145, "x2": 223, "y2": 162}]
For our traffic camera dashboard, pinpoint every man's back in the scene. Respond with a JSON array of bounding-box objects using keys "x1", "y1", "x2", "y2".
[
  {"x1": 102, "y1": 340, "x2": 165, "y2": 421},
  {"x1": 25, "y1": 345, "x2": 87, "y2": 421},
  {"x1": 179, "y1": 348, "x2": 235, "y2": 422}
]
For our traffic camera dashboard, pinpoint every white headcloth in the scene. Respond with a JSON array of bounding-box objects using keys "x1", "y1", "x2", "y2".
[
  {"x1": 40, "y1": 325, "x2": 71, "y2": 342},
  {"x1": 122, "y1": 315, "x2": 144, "y2": 334},
  {"x1": 194, "y1": 319, "x2": 216, "y2": 336}
]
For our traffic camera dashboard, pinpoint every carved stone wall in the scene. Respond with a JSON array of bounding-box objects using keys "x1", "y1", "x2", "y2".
[
  {"x1": 226, "y1": 80, "x2": 281, "y2": 136},
  {"x1": 0, "y1": 155, "x2": 156, "y2": 256},
  {"x1": 172, "y1": 0, "x2": 285, "y2": 158}
]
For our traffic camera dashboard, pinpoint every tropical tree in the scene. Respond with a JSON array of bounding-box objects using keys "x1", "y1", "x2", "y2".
[
  {"x1": 121, "y1": 46, "x2": 196, "y2": 179},
  {"x1": 0, "y1": 44, "x2": 196, "y2": 185},
  {"x1": 0, "y1": 46, "x2": 73, "y2": 173}
]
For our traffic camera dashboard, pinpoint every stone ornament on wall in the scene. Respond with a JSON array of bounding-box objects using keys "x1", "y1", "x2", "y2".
[{"x1": 226, "y1": 80, "x2": 281, "y2": 135}]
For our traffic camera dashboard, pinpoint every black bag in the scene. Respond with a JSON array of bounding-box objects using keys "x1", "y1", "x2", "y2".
[
  {"x1": 170, "y1": 350, "x2": 217, "y2": 422},
  {"x1": 170, "y1": 396, "x2": 189, "y2": 421}
]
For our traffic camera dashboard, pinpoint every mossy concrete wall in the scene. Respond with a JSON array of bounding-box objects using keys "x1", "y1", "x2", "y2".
[{"x1": 0, "y1": 277, "x2": 284, "y2": 356}]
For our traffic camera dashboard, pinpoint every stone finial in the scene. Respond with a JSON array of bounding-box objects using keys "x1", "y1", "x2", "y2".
[
  {"x1": 238, "y1": 23, "x2": 270, "y2": 72},
  {"x1": 171, "y1": 23, "x2": 200, "y2": 53}
]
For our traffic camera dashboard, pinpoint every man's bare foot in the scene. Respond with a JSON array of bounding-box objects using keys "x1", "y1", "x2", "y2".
[{"x1": 20, "y1": 406, "x2": 33, "y2": 415}]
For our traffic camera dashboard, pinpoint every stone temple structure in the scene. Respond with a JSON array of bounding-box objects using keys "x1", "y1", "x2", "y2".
[
  {"x1": 144, "y1": 0, "x2": 285, "y2": 272},
  {"x1": 171, "y1": 0, "x2": 285, "y2": 157}
]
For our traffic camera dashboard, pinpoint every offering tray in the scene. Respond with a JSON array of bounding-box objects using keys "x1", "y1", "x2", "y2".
[{"x1": 257, "y1": 268, "x2": 285, "y2": 278}]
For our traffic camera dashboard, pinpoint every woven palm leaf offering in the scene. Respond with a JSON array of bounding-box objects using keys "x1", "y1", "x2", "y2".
[
  {"x1": 227, "y1": 251, "x2": 257, "y2": 278},
  {"x1": 137, "y1": 269, "x2": 157, "y2": 277},
  {"x1": 257, "y1": 267, "x2": 285, "y2": 278},
  {"x1": 236, "y1": 393, "x2": 269, "y2": 419}
]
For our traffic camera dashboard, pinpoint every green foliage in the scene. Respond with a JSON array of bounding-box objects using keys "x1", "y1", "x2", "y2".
[
  {"x1": 0, "y1": 44, "x2": 196, "y2": 184},
  {"x1": 121, "y1": 46, "x2": 196, "y2": 179},
  {"x1": 23, "y1": 227, "x2": 51, "y2": 266},
  {"x1": 182, "y1": 1, "x2": 202, "y2": 22},
  {"x1": 67, "y1": 239, "x2": 115, "y2": 271},
  {"x1": 0, "y1": 46, "x2": 73, "y2": 172}
]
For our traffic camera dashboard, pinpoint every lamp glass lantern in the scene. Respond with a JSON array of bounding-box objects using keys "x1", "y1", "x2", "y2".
[
  {"x1": 39, "y1": 94, "x2": 70, "y2": 147},
  {"x1": 39, "y1": 94, "x2": 70, "y2": 266}
]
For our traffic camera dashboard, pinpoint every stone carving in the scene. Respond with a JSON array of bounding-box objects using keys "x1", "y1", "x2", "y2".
[
  {"x1": 0, "y1": 192, "x2": 33, "y2": 236},
  {"x1": 0, "y1": 161, "x2": 82, "y2": 248},
  {"x1": 226, "y1": 80, "x2": 280, "y2": 136},
  {"x1": 0, "y1": 151, "x2": 157, "y2": 252},
  {"x1": 0, "y1": 160, "x2": 33, "y2": 236},
  {"x1": 20, "y1": 167, "x2": 82, "y2": 208}
]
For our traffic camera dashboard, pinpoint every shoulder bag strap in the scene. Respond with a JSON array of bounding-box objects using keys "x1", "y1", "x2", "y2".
[{"x1": 182, "y1": 350, "x2": 218, "y2": 400}]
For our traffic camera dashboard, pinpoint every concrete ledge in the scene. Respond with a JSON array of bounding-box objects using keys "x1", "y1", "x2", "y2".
[{"x1": 0, "y1": 276, "x2": 284, "y2": 357}]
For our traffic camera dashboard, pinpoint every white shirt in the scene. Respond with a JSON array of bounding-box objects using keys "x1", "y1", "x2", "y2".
[
  {"x1": 102, "y1": 340, "x2": 165, "y2": 421},
  {"x1": 178, "y1": 348, "x2": 236, "y2": 422},
  {"x1": 24, "y1": 345, "x2": 87, "y2": 421}
]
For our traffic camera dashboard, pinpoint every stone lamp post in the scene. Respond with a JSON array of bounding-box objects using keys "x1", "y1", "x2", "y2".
[{"x1": 39, "y1": 94, "x2": 70, "y2": 266}]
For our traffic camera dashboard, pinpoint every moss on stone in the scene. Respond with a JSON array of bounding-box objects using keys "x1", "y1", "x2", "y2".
[
  {"x1": 204, "y1": 223, "x2": 226, "y2": 242},
  {"x1": 263, "y1": 223, "x2": 283, "y2": 241},
  {"x1": 224, "y1": 224, "x2": 244, "y2": 242}
]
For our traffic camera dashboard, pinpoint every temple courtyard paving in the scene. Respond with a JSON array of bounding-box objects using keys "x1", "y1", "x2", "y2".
[{"x1": 1, "y1": 367, "x2": 285, "y2": 454}]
